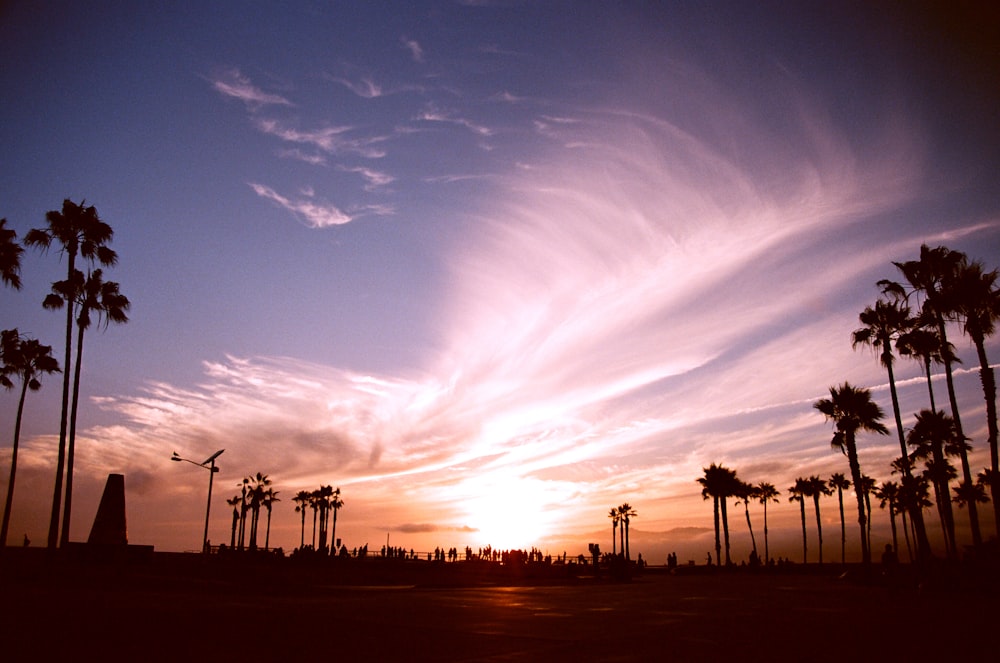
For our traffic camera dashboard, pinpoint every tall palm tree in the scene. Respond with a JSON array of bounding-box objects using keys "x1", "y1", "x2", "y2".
[
  {"x1": 619, "y1": 503, "x2": 637, "y2": 561},
  {"x1": 733, "y1": 480, "x2": 758, "y2": 562},
  {"x1": 852, "y1": 299, "x2": 931, "y2": 560},
  {"x1": 238, "y1": 478, "x2": 249, "y2": 550},
  {"x1": 43, "y1": 269, "x2": 129, "y2": 545},
  {"x1": 907, "y1": 409, "x2": 960, "y2": 558},
  {"x1": 874, "y1": 481, "x2": 900, "y2": 556},
  {"x1": 755, "y1": 482, "x2": 779, "y2": 564},
  {"x1": 805, "y1": 476, "x2": 831, "y2": 565},
  {"x1": 246, "y1": 472, "x2": 271, "y2": 550},
  {"x1": 882, "y1": 244, "x2": 982, "y2": 547},
  {"x1": 829, "y1": 473, "x2": 851, "y2": 564},
  {"x1": 25, "y1": 199, "x2": 118, "y2": 548},
  {"x1": 896, "y1": 326, "x2": 950, "y2": 412},
  {"x1": 0, "y1": 218, "x2": 24, "y2": 290},
  {"x1": 293, "y1": 490, "x2": 311, "y2": 549},
  {"x1": 945, "y1": 259, "x2": 1000, "y2": 534},
  {"x1": 262, "y1": 488, "x2": 280, "y2": 550},
  {"x1": 1, "y1": 331, "x2": 60, "y2": 546},
  {"x1": 329, "y1": 487, "x2": 343, "y2": 555},
  {"x1": 788, "y1": 478, "x2": 809, "y2": 563},
  {"x1": 815, "y1": 383, "x2": 889, "y2": 567},
  {"x1": 226, "y1": 495, "x2": 241, "y2": 549},
  {"x1": 315, "y1": 485, "x2": 333, "y2": 553},
  {"x1": 698, "y1": 464, "x2": 737, "y2": 566},
  {"x1": 608, "y1": 508, "x2": 619, "y2": 557}
]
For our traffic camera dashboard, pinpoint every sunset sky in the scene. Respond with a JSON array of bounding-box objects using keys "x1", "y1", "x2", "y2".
[{"x1": 2, "y1": 2, "x2": 999, "y2": 563}]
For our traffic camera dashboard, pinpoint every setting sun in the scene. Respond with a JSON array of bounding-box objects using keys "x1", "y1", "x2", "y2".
[{"x1": 462, "y1": 477, "x2": 558, "y2": 550}]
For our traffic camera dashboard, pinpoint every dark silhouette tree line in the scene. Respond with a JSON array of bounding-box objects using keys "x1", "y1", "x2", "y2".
[{"x1": 1, "y1": 201, "x2": 129, "y2": 548}]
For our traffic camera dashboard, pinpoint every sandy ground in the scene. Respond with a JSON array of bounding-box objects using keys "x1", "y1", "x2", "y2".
[{"x1": 1, "y1": 553, "x2": 996, "y2": 661}]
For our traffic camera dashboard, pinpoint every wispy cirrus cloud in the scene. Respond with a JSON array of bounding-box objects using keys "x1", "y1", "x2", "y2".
[
  {"x1": 330, "y1": 76, "x2": 383, "y2": 98},
  {"x1": 209, "y1": 68, "x2": 294, "y2": 109},
  {"x1": 401, "y1": 37, "x2": 424, "y2": 63},
  {"x1": 249, "y1": 183, "x2": 353, "y2": 227},
  {"x1": 255, "y1": 118, "x2": 388, "y2": 158},
  {"x1": 341, "y1": 165, "x2": 395, "y2": 190},
  {"x1": 416, "y1": 105, "x2": 493, "y2": 137}
]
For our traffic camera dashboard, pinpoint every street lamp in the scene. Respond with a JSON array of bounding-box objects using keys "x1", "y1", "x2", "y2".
[{"x1": 171, "y1": 449, "x2": 224, "y2": 553}]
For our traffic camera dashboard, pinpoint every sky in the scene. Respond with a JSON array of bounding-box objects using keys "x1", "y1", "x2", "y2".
[{"x1": 2, "y1": 1, "x2": 1000, "y2": 563}]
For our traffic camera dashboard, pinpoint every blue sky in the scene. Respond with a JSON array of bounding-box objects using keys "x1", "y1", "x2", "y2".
[{"x1": 2, "y1": 2, "x2": 999, "y2": 560}]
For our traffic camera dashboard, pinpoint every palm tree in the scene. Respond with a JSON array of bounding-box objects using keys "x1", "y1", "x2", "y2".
[
  {"x1": 293, "y1": 490, "x2": 311, "y2": 549},
  {"x1": 896, "y1": 326, "x2": 950, "y2": 412},
  {"x1": 828, "y1": 473, "x2": 850, "y2": 564},
  {"x1": 733, "y1": 480, "x2": 758, "y2": 563},
  {"x1": 608, "y1": 508, "x2": 619, "y2": 557},
  {"x1": 755, "y1": 482, "x2": 779, "y2": 564},
  {"x1": 857, "y1": 474, "x2": 877, "y2": 548},
  {"x1": 698, "y1": 464, "x2": 737, "y2": 566},
  {"x1": 852, "y1": 299, "x2": 931, "y2": 560},
  {"x1": 226, "y1": 495, "x2": 241, "y2": 549},
  {"x1": 329, "y1": 487, "x2": 343, "y2": 555},
  {"x1": 874, "y1": 481, "x2": 900, "y2": 556},
  {"x1": 805, "y1": 476, "x2": 831, "y2": 565},
  {"x1": 882, "y1": 245, "x2": 982, "y2": 547},
  {"x1": 25, "y1": 200, "x2": 118, "y2": 548},
  {"x1": 246, "y1": 472, "x2": 271, "y2": 549},
  {"x1": 815, "y1": 382, "x2": 889, "y2": 567},
  {"x1": 315, "y1": 485, "x2": 334, "y2": 553},
  {"x1": 619, "y1": 503, "x2": 637, "y2": 561},
  {"x1": 1, "y1": 331, "x2": 60, "y2": 546},
  {"x1": 0, "y1": 218, "x2": 24, "y2": 290},
  {"x1": 946, "y1": 259, "x2": 1000, "y2": 535},
  {"x1": 238, "y1": 478, "x2": 249, "y2": 550},
  {"x1": 262, "y1": 488, "x2": 280, "y2": 550},
  {"x1": 907, "y1": 409, "x2": 960, "y2": 558},
  {"x1": 788, "y1": 478, "x2": 809, "y2": 563},
  {"x1": 43, "y1": 268, "x2": 129, "y2": 545}
]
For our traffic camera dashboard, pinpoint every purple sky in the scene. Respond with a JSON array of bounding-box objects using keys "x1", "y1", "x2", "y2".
[{"x1": 2, "y1": 2, "x2": 999, "y2": 561}]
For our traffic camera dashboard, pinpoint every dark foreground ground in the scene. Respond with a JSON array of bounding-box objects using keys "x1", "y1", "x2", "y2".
[{"x1": 1, "y1": 550, "x2": 997, "y2": 661}]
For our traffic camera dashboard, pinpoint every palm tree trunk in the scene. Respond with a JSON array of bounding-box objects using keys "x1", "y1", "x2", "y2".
[
  {"x1": 812, "y1": 496, "x2": 823, "y2": 565},
  {"x1": 837, "y1": 489, "x2": 846, "y2": 565},
  {"x1": 763, "y1": 502, "x2": 770, "y2": 564},
  {"x1": 847, "y1": 438, "x2": 870, "y2": 567},
  {"x1": 888, "y1": 501, "x2": 899, "y2": 554},
  {"x1": 47, "y1": 254, "x2": 76, "y2": 548},
  {"x1": 900, "y1": 507, "x2": 913, "y2": 562},
  {"x1": 743, "y1": 501, "x2": 758, "y2": 557},
  {"x1": 973, "y1": 338, "x2": 1000, "y2": 536},
  {"x1": 299, "y1": 510, "x2": 305, "y2": 549},
  {"x1": 721, "y1": 498, "x2": 731, "y2": 566},
  {"x1": 230, "y1": 508, "x2": 237, "y2": 548},
  {"x1": 712, "y1": 496, "x2": 721, "y2": 566},
  {"x1": 941, "y1": 319, "x2": 982, "y2": 546},
  {"x1": 611, "y1": 522, "x2": 616, "y2": 556},
  {"x1": 265, "y1": 509, "x2": 272, "y2": 550},
  {"x1": 624, "y1": 520, "x2": 630, "y2": 561},
  {"x1": 798, "y1": 499, "x2": 807, "y2": 563},
  {"x1": 0, "y1": 378, "x2": 30, "y2": 546},
  {"x1": 331, "y1": 507, "x2": 339, "y2": 555},
  {"x1": 885, "y1": 353, "x2": 932, "y2": 560},
  {"x1": 60, "y1": 320, "x2": 86, "y2": 547},
  {"x1": 924, "y1": 357, "x2": 936, "y2": 412}
]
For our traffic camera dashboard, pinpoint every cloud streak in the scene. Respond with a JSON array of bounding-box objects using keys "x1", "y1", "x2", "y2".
[{"x1": 210, "y1": 69, "x2": 293, "y2": 109}]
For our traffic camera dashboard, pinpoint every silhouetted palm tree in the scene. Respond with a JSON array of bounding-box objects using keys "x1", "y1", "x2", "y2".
[
  {"x1": 733, "y1": 480, "x2": 758, "y2": 562},
  {"x1": 293, "y1": 490, "x2": 311, "y2": 549},
  {"x1": 815, "y1": 383, "x2": 888, "y2": 567},
  {"x1": 0, "y1": 219, "x2": 23, "y2": 290},
  {"x1": 698, "y1": 464, "x2": 737, "y2": 566},
  {"x1": 619, "y1": 503, "x2": 637, "y2": 561},
  {"x1": 263, "y1": 488, "x2": 279, "y2": 550},
  {"x1": 946, "y1": 259, "x2": 1000, "y2": 534},
  {"x1": 25, "y1": 200, "x2": 118, "y2": 548},
  {"x1": 44, "y1": 268, "x2": 129, "y2": 545},
  {"x1": 788, "y1": 478, "x2": 809, "y2": 563},
  {"x1": 882, "y1": 245, "x2": 982, "y2": 547},
  {"x1": 907, "y1": 409, "x2": 960, "y2": 558},
  {"x1": 828, "y1": 473, "x2": 850, "y2": 564},
  {"x1": 897, "y1": 326, "x2": 949, "y2": 412},
  {"x1": 226, "y1": 495, "x2": 241, "y2": 549},
  {"x1": 852, "y1": 299, "x2": 931, "y2": 560},
  {"x1": 755, "y1": 482, "x2": 779, "y2": 564},
  {"x1": 874, "y1": 481, "x2": 900, "y2": 556},
  {"x1": 246, "y1": 472, "x2": 271, "y2": 549},
  {"x1": 329, "y1": 487, "x2": 343, "y2": 555},
  {"x1": 1, "y1": 331, "x2": 60, "y2": 546},
  {"x1": 608, "y1": 508, "x2": 619, "y2": 557},
  {"x1": 806, "y1": 476, "x2": 831, "y2": 565}
]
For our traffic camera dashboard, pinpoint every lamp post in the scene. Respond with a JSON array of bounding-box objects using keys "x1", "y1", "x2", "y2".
[{"x1": 171, "y1": 449, "x2": 224, "y2": 553}]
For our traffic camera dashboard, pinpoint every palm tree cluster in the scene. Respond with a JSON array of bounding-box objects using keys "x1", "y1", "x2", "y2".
[
  {"x1": 816, "y1": 244, "x2": 999, "y2": 568},
  {"x1": 1, "y1": 201, "x2": 129, "y2": 548},
  {"x1": 607, "y1": 503, "x2": 637, "y2": 560},
  {"x1": 226, "y1": 472, "x2": 280, "y2": 551},
  {"x1": 697, "y1": 464, "x2": 781, "y2": 566},
  {"x1": 292, "y1": 485, "x2": 344, "y2": 555}
]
